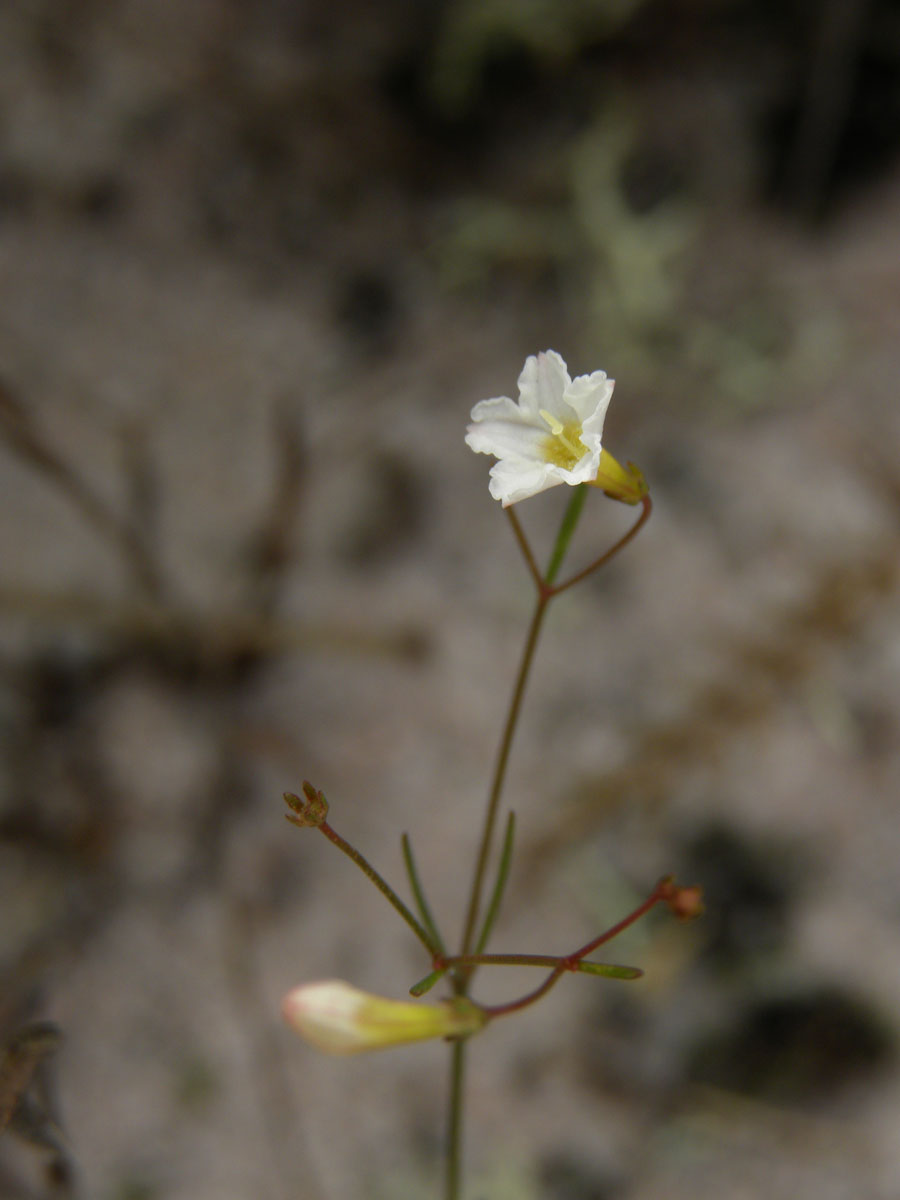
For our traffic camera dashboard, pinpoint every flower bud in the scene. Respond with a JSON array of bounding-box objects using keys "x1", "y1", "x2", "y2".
[
  {"x1": 658, "y1": 876, "x2": 705, "y2": 920},
  {"x1": 587, "y1": 448, "x2": 648, "y2": 506},
  {"x1": 281, "y1": 980, "x2": 487, "y2": 1055},
  {"x1": 283, "y1": 781, "x2": 329, "y2": 828}
]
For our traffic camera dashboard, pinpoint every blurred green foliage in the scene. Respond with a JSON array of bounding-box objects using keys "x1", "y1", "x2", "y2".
[
  {"x1": 435, "y1": 104, "x2": 843, "y2": 413},
  {"x1": 431, "y1": 0, "x2": 649, "y2": 114},
  {"x1": 428, "y1": 0, "x2": 847, "y2": 412}
]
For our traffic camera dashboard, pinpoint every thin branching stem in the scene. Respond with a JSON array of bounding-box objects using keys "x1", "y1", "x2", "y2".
[
  {"x1": 436, "y1": 952, "x2": 640, "y2": 978},
  {"x1": 563, "y1": 876, "x2": 668, "y2": 963},
  {"x1": 504, "y1": 505, "x2": 543, "y2": 590},
  {"x1": 549, "y1": 493, "x2": 652, "y2": 597},
  {"x1": 481, "y1": 964, "x2": 566, "y2": 1017},
  {"x1": 457, "y1": 596, "x2": 548, "y2": 964},
  {"x1": 445, "y1": 485, "x2": 653, "y2": 1200},
  {"x1": 316, "y1": 822, "x2": 439, "y2": 957},
  {"x1": 478, "y1": 880, "x2": 669, "y2": 1018}
]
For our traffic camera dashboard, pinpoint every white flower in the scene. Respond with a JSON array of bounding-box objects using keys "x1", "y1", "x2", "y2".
[
  {"x1": 466, "y1": 350, "x2": 614, "y2": 507},
  {"x1": 281, "y1": 980, "x2": 486, "y2": 1055}
]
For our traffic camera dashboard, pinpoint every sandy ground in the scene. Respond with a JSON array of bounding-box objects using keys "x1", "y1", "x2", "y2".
[{"x1": 2, "y1": 4, "x2": 900, "y2": 1199}]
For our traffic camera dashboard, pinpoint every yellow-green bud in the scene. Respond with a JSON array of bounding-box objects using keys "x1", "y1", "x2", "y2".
[
  {"x1": 588, "y1": 448, "x2": 648, "y2": 506},
  {"x1": 281, "y1": 980, "x2": 487, "y2": 1054}
]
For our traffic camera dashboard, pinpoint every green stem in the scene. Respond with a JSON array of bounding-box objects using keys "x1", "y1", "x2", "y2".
[
  {"x1": 445, "y1": 484, "x2": 653, "y2": 1200},
  {"x1": 445, "y1": 1041, "x2": 465, "y2": 1200},
  {"x1": 504, "y1": 506, "x2": 543, "y2": 590},
  {"x1": 437, "y1": 953, "x2": 641, "y2": 979},
  {"x1": 316, "y1": 822, "x2": 439, "y2": 957},
  {"x1": 479, "y1": 880, "x2": 669, "y2": 1018},
  {"x1": 458, "y1": 486, "x2": 598, "y2": 965},
  {"x1": 446, "y1": 498, "x2": 576, "y2": 1200},
  {"x1": 457, "y1": 595, "x2": 549, "y2": 963},
  {"x1": 550, "y1": 492, "x2": 652, "y2": 597},
  {"x1": 545, "y1": 484, "x2": 589, "y2": 586}
]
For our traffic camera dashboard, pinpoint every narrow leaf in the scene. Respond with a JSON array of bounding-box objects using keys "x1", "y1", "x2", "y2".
[
  {"x1": 401, "y1": 833, "x2": 446, "y2": 955},
  {"x1": 576, "y1": 961, "x2": 643, "y2": 980},
  {"x1": 474, "y1": 811, "x2": 516, "y2": 956},
  {"x1": 408, "y1": 969, "x2": 448, "y2": 998}
]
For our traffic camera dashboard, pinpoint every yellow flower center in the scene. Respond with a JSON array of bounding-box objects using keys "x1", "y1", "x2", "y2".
[{"x1": 539, "y1": 409, "x2": 587, "y2": 470}]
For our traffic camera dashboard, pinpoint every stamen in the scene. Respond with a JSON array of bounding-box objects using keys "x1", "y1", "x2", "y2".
[
  {"x1": 539, "y1": 409, "x2": 563, "y2": 436},
  {"x1": 540, "y1": 409, "x2": 582, "y2": 459},
  {"x1": 538, "y1": 408, "x2": 588, "y2": 470}
]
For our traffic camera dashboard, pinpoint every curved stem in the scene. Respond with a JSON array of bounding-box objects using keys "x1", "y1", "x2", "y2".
[
  {"x1": 549, "y1": 492, "x2": 652, "y2": 597},
  {"x1": 476, "y1": 878, "x2": 669, "y2": 1018},
  {"x1": 480, "y1": 964, "x2": 566, "y2": 1018}
]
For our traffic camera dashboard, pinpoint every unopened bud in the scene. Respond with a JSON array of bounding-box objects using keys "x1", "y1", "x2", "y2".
[
  {"x1": 658, "y1": 877, "x2": 704, "y2": 920},
  {"x1": 284, "y1": 781, "x2": 329, "y2": 828},
  {"x1": 281, "y1": 980, "x2": 487, "y2": 1054},
  {"x1": 588, "y1": 448, "x2": 648, "y2": 506}
]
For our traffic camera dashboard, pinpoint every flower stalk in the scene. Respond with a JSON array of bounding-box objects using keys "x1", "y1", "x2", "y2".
[
  {"x1": 457, "y1": 487, "x2": 654, "y2": 975},
  {"x1": 278, "y1": 351, "x2": 696, "y2": 1200},
  {"x1": 284, "y1": 786, "x2": 442, "y2": 958}
]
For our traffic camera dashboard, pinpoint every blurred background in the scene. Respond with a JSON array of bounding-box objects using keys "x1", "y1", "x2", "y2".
[{"x1": 2, "y1": 1, "x2": 900, "y2": 1197}]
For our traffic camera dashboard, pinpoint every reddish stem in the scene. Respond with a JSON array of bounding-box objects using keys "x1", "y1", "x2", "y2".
[
  {"x1": 548, "y1": 492, "x2": 652, "y2": 598},
  {"x1": 316, "y1": 821, "x2": 439, "y2": 956},
  {"x1": 564, "y1": 875, "x2": 670, "y2": 966},
  {"x1": 477, "y1": 877, "x2": 671, "y2": 1019},
  {"x1": 504, "y1": 505, "x2": 544, "y2": 593}
]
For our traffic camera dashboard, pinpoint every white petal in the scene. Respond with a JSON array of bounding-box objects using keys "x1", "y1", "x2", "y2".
[
  {"x1": 488, "y1": 459, "x2": 561, "y2": 506},
  {"x1": 559, "y1": 447, "x2": 603, "y2": 485},
  {"x1": 282, "y1": 980, "x2": 367, "y2": 1054},
  {"x1": 468, "y1": 395, "x2": 532, "y2": 426},
  {"x1": 565, "y1": 371, "x2": 614, "y2": 427},
  {"x1": 465, "y1": 350, "x2": 620, "y2": 506},
  {"x1": 465, "y1": 418, "x2": 547, "y2": 461},
  {"x1": 516, "y1": 350, "x2": 571, "y2": 420}
]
